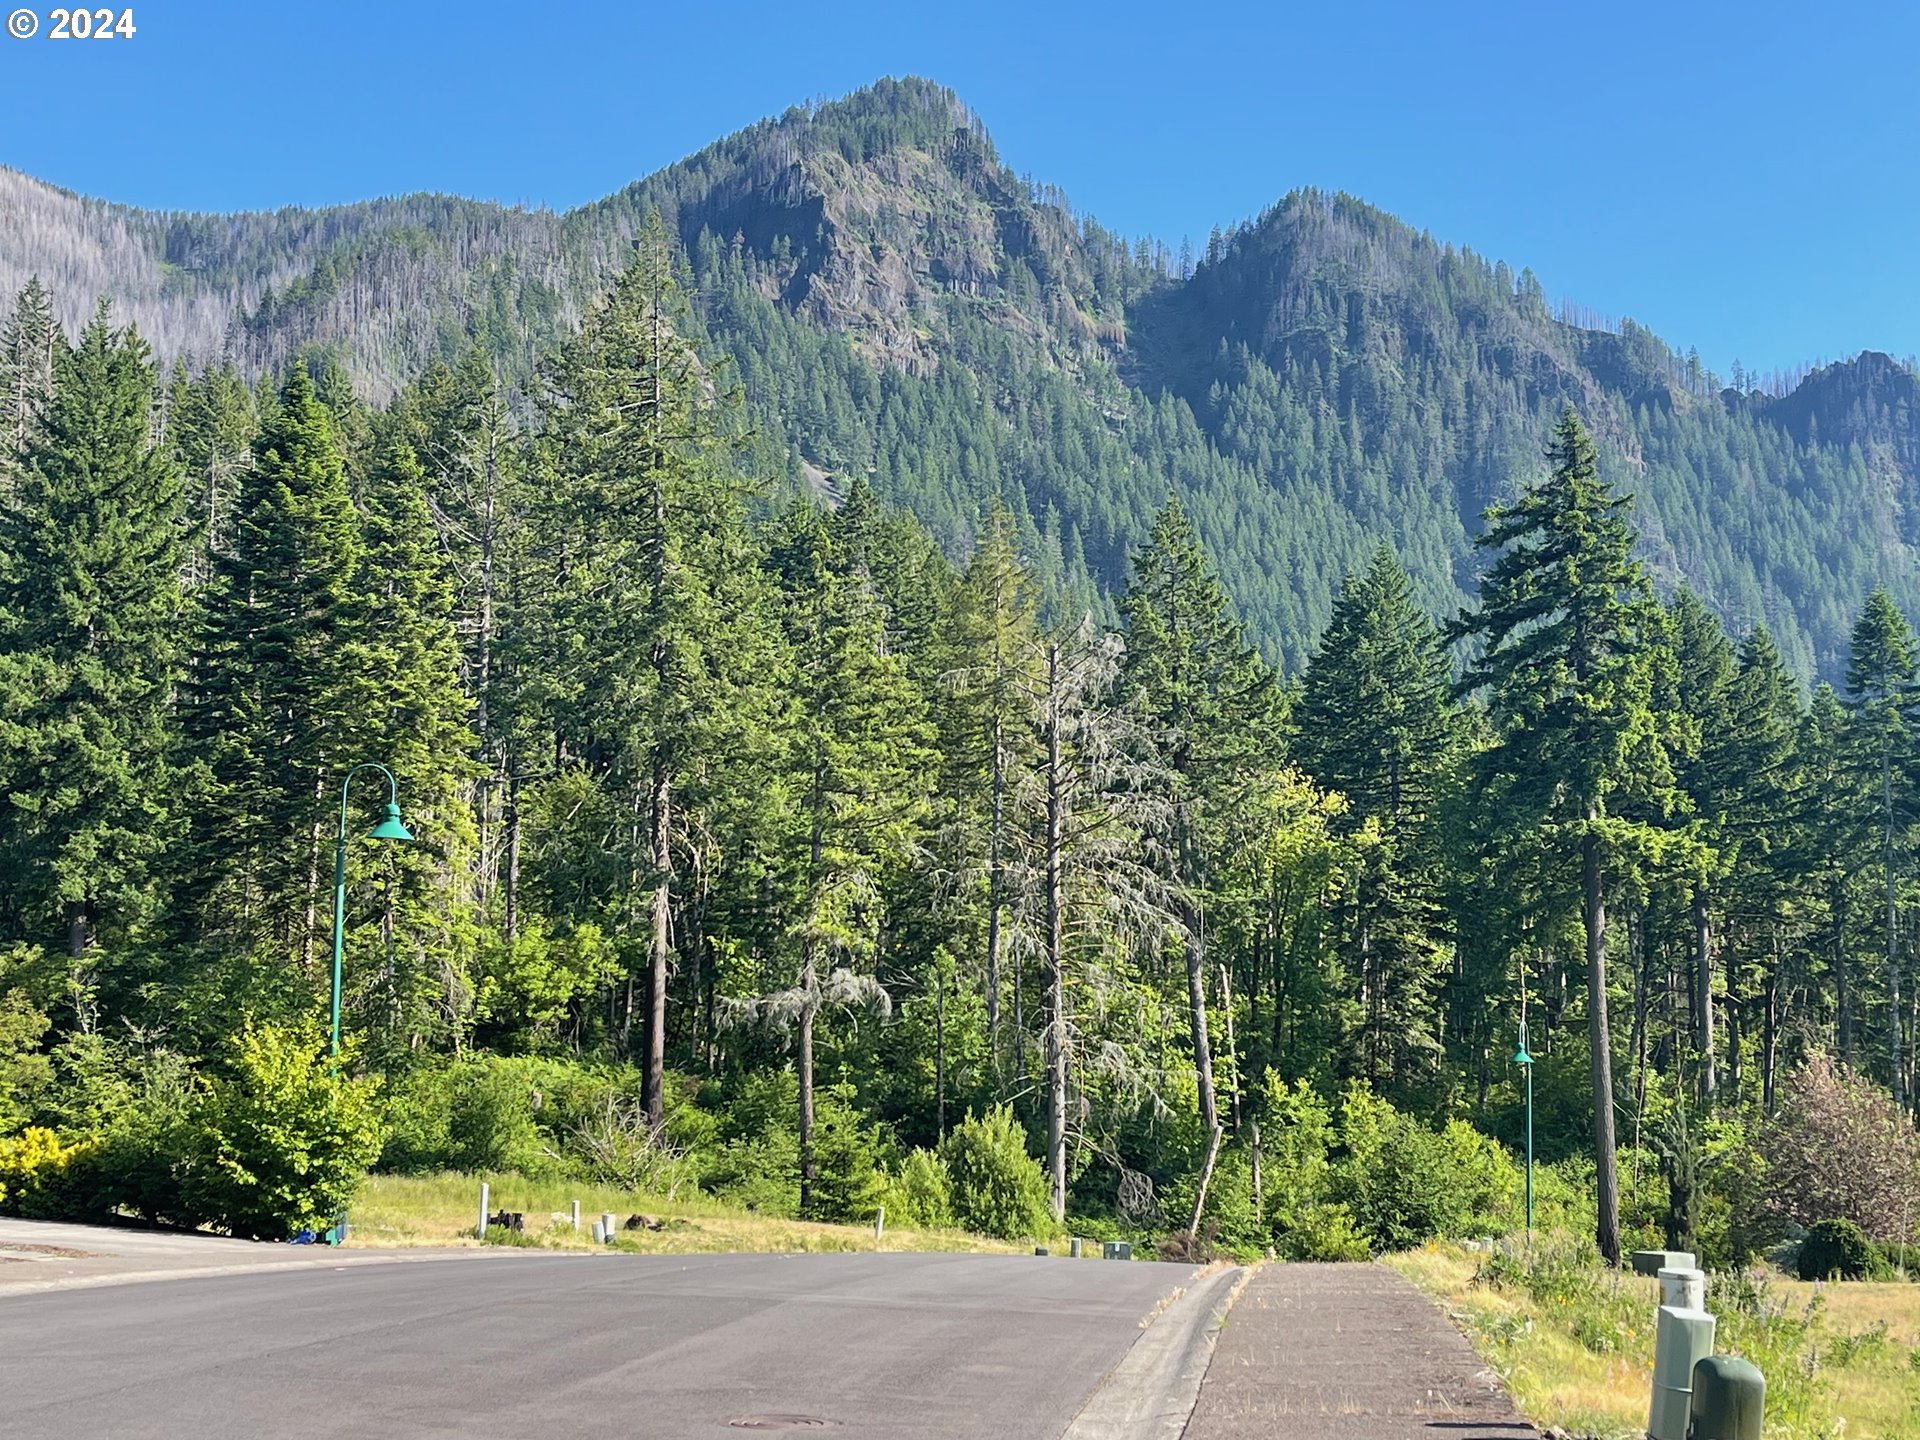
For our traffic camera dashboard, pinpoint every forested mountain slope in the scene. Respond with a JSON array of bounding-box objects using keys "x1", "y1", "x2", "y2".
[{"x1": 4, "y1": 75, "x2": 1915, "y2": 675}]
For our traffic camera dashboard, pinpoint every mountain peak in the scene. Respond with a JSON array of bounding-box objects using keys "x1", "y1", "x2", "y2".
[
  {"x1": 779, "y1": 75, "x2": 987, "y2": 159},
  {"x1": 605, "y1": 76, "x2": 1129, "y2": 373},
  {"x1": 3, "y1": 80, "x2": 1916, "y2": 680},
  {"x1": 1764, "y1": 350, "x2": 1920, "y2": 474}
]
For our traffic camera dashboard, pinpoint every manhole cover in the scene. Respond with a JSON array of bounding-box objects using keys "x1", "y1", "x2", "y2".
[{"x1": 725, "y1": 1417, "x2": 837, "y2": 1431}]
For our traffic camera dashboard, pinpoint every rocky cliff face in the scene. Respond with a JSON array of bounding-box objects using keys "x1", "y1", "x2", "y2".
[{"x1": 611, "y1": 79, "x2": 1128, "y2": 376}]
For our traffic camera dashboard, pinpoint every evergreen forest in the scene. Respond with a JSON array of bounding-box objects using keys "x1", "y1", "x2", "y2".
[{"x1": 4, "y1": 229, "x2": 1920, "y2": 1266}]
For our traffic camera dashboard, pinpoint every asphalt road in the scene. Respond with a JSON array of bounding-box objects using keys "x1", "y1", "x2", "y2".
[{"x1": 0, "y1": 1251, "x2": 1197, "y2": 1439}]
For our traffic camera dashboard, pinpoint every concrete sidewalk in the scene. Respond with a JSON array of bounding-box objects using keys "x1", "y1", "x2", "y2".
[
  {"x1": 0, "y1": 1216, "x2": 493, "y2": 1295},
  {"x1": 1182, "y1": 1263, "x2": 1540, "y2": 1440}
]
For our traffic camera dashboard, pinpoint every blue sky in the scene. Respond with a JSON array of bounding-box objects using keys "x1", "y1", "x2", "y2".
[{"x1": 1, "y1": 0, "x2": 1913, "y2": 375}]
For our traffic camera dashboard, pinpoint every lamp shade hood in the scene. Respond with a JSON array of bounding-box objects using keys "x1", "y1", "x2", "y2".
[
  {"x1": 1511, "y1": 1021, "x2": 1534, "y2": 1066},
  {"x1": 367, "y1": 800, "x2": 413, "y2": 842}
]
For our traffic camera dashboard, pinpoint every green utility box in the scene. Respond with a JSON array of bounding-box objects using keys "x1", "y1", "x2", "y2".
[
  {"x1": 1632, "y1": 1249, "x2": 1697, "y2": 1276},
  {"x1": 1688, "y1": 1355, "x2": 1764, "y2": 1440}
]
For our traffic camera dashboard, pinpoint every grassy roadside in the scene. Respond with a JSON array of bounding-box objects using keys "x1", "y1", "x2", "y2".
[
  {"x1": 1387, "y1": 1237, "x2": 1920, "y2": 1439},
  {"x1": 346, "y1": 1173, "x2": 1026, "y2": 1256}
]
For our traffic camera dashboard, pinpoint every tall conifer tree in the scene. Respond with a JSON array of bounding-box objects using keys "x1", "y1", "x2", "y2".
[
  {"x1": 1844, "y1": 585, "x2": 1918, "y2": 1104},
  {"x1": 941, "y1": 502, "x2": 1043, "y2": 1081},
  {"x1": 1721, "y1": 626, "x2": 1809, "y2": 1109},
  {"x1": 1456, "y1": 409, "x2": 1675, "y2": 1265},
  {"x1": 1297, "y1": 545, "x2": 1457, "y2": 1085},
  {"x1": 531, "y1": 226, "x2": 781, "y2": 1121},
  {"x1": 0, "y1": 279, "x2": 61, "y2": 479},
  {"x1": 167, "y1": 361, "x2": 257, "y2": 589},
  {"x1": 0, "y1": 305, "x2": 184, "y2": 955},
  {"x1": 354, "y1": 437, "x2": 479, "y2": 1048},
  {"x1": 1297, "y1": 544, "x2": 1456, "y2": 832},
  {"x1": 1119, "y1": 498, "x2": 1279, "y2": 1140},
  {"x1": 766, "y1": 504, "x2": 933, "y2": 1215},
  {"x1": 1668, "y1": 588, "x2": 1739, "y2": 1101},
  {"x1": 184, "y1": 366, "x2": 368, "y2": 965}
]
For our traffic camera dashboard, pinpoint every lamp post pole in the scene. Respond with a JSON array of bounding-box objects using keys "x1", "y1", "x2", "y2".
[
  {"x1": 1513, "y1": 1021, "x2": 1536, "y2": 1234},
  {"x1": 331, "y1": 763, "x2": 413, "y2": 1057}
]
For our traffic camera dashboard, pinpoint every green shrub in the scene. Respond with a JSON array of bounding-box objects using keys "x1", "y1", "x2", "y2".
[
  {"x1": 0, "y1": 989, "x2": 51, "y2": 1133},
  {"x1": 181, "y1": 1023, "x2": 383, "y2": 1240},
  {"x1": 568, "y1": 1091, "x2": 697, "y2": 1198},
  {"x1": 1797, "y1": 1217, "x2": 1881, "y2": 1280},
  {"x1": 83, "y1": 1051, "x2": 200, "y2": 1224},
  {"x1": 704, "y1": 1128, "x2": 799, "y2": 1215},
  {"x1": 1328, "y1": 1084, "x2": 1523, "y2": 1252},
  {"x1": 23, "y1": 1034, "x2": 201, "y2": 1224},
  {"x1": 700, "y1": 1071, "x2": 802, "y2": 1215},
  {"x1": 375, "y1": 1061, "x2": 455, "y2": 1172},
  {"x1": 940, "y1": 1104, "x2": 1050, "y2": 1239},
  {"x1": 471, "y1": 919, "x2": 617, "y2": 1052},
  {"x1": 445, "y1": 1060, "x2": 548, "y2": 1175},
  {"x1": 380, "y1": 1054, "x2": 656, "y2": 1180},
  {"x1": 1187, "y1": 1150, "x2": 1269, "y2": 1256},
  {"x1": 882, "y1": 1147, "x2": 954, "y2": 1228},
  {"x1": 803, "y1": 1088, "x2": 891, "y2": 1223},
  {"x1": 1256, "y1": 1074, "x2": 1334, "y2": 1237},
  {"x1": 1337, "y1": 1085, "x2": 1460, "y2": 1250},
  {"x1": 1283, "y1": 1201, "x2": 1372, "y2": 1261},
  {"x1": 1434, "y1": 1119, "x2": 1523, "y2": 1233},
  {"x1": 1878, "y1": 1240, "x2": 1920, "y2": 1277},
  {"x1": 0, "y1": 1126, "x2": 99, "y2": 1217}
]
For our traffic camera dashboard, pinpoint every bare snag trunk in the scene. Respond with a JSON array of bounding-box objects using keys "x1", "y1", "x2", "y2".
[
  {"x1": 1584, "y1": 823, "x2": 1622, "y2": 1266},
  {"x1": 1692, "y1": 893, "x2": 1716, "y2": 1101},
  {"x1": 645, "y1": 756, "x2": 671, "y2": 1128},
  {"x1": 1044, "y1": 641, "x2": 1068, "y2": 1225}
]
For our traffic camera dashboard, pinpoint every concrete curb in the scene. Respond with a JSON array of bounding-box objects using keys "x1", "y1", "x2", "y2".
[{"x1": 1061, "y1": 1263, "x2": 1248, "y2": 1440}]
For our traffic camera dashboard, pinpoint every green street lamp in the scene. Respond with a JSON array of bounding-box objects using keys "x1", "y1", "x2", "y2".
[
  {"x1": 1512, "y1": 1021, "x2": 1536, "y2": 1234},
  {"x1": 330, "y1": 763, "x2": 413, "y2": 1056}
]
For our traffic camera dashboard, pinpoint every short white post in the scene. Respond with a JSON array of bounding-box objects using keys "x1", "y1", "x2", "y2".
[
  {"x1": 874, "y1": 1206, "x2": 885, "y2": 1239},
  {"x1": 601, "y1": 1212, "x2": 616, "y2": 1243},
  {"x1": 1659, "y1": 1265, "x2": 1706, "y2": 1310},
  {"x1": 477, "y1": 1182, "x2": 490, "y2": 1239},
  {"x1": 1649, "y1": 1267, "x2": 1714, "y2": 1440},
  {"x1": 590, "y1": 1219, "x2": 606, "y2": 1244},
  {"x1": 570, "y1": 1200, "x2": 580, "y2": 1231}
]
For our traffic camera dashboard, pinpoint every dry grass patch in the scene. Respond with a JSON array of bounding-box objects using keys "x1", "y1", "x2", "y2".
[
  {"x1": 1773, "y1": 1276, "x2": 1920, "y2": 1437},
  {"x1": 1389, "y1": 1237, "x2": 1920, "y2": 1440},
  {"x1": 1388, "y1": 1244, "x2": 1655, "y2": 1438},
  {"x1": 345, "y1": 1172, "x2": 1023, "y2": 1256}
]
